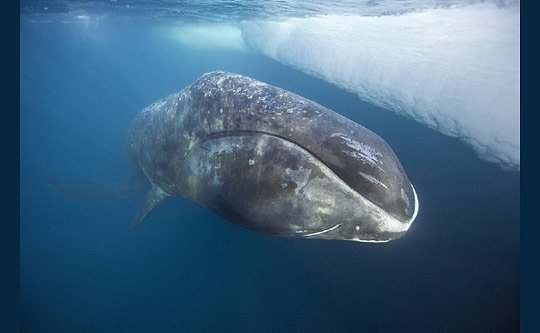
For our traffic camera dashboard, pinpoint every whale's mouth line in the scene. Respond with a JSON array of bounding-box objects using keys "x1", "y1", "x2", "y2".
[{"x1": 178, "y1": 129, "x2": 415, "y2": 225}]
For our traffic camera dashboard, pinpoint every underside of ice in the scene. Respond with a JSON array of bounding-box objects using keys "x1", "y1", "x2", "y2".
[{"x1": 240, "y1": 4, "x2": 520, "y2": 170}]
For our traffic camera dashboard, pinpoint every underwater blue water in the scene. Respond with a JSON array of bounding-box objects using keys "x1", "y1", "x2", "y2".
[{"x1": 20, "y1": 2, "x2": 519, "y2": 332}]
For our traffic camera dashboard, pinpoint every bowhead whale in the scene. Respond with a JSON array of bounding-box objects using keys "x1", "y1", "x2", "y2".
[{"x1": 55, "y1": 71, "x2": 419, "y2": 243}]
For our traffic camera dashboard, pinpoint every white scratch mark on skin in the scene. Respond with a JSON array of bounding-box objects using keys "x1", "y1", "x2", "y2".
[
  {"x1": 358, "y1": 171, "x2": 389, "y2": 190},
  {"x1": 351, "y1": 238, "x2": 390, "y2": 243},
  {"x1": 330, "y1": 133, "x2": 382, "y2": 166},
  {"x1": 303, "y1": 223, "x2": 342, "y2": 237}
]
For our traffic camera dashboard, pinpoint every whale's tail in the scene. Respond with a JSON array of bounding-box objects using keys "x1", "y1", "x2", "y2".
[
  {"x1": 46, "y1": 162, "x2": 150, "y2": 200},
  {"x1": 46, "y1": 161, "x2": 171, "y2": 230}
]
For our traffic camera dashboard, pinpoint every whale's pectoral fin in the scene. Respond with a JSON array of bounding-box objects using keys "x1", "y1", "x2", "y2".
[{"x1": 130, "y1": 185, "x2": 170, "y2": 230}]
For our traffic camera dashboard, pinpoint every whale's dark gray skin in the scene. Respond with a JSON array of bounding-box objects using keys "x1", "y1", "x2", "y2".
[{"x1": 58, "y1": 71, "x2": 419, "y2": 243}]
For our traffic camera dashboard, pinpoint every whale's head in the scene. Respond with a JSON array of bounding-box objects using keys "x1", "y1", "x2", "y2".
[
  {"x1": 297, "y1": 129, "x2": 420, "y2": 243},
  {"x1": 176, "y1": 129, "x2": 418, "y2": 243}
]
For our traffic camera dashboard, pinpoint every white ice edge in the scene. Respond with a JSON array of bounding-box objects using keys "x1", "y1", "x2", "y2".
[
  {"x1": 155, "y1": 24, "x2": 249, "y2": 51},
  {"x1": 240, "y1": 4, "x2": 520, "y2": 170}
]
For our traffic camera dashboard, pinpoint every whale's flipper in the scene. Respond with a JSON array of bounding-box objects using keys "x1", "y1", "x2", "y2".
[{"x1": 130, "y1": 185, "x2": 170, "y2": 230}]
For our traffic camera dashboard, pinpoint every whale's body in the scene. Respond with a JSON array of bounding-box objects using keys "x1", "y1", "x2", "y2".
[
  {"x1": 66, "y1": 71, "x2": 419, "y2": 243},
  {"x1": 125, "y1": 71, "x2": 419, "y2": 242}
]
